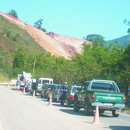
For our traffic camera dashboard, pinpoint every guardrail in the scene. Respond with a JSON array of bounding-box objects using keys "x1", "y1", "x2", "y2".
[
  {"x1": 0, "y1": 79, "x2": 17, "y2": 86},
  {"x1": 0, "y1": 82, "x2": 8, "y2": 85}
]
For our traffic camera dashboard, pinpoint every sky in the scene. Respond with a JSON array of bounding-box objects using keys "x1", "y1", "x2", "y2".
[{"x1": 0, "y1": 0, "x2": 130, "y2": 40}]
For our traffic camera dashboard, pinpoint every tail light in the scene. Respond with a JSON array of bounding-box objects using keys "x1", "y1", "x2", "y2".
[
  {"x1": 123, "y1": 96, "x2": 126, "y2": 103},
  {"x1": 91, "y1": 94, "x2": 95, "y2": 101},
  {"x1": 45, "y1": 89, "x2": 49, "y2": 93},
  {"x1": 69, "y1": 95, "x2": 74, "y2": 100}
]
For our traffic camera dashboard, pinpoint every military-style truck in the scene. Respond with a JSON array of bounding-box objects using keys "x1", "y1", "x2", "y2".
[{"x1": 73, "y1": 79, "x2": 126, "y2": 117}]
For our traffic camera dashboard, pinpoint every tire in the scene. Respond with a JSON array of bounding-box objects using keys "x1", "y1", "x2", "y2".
[
  {"x1": 84, "y1": 103, "x2": 91, "y2": 115},
  {"x1": 99, "y1": 109, "x2": 104, "y2": 115},
  {"x1": 112, "y1": 110, "x2": 119, "y2": 117},
  {"x1": 73, "y1": 101, "x2": 80, "y2": 112},
  {"x1": 65, "y1": 99, "x2": 69, "y2": 107},
  {"x1": 61, "y1": 100, "x2": 64, "y2": 106},
  {"x1": 47, "y1": 97, "x2": 50, "y2": 101},
  {"x1": 41, "y1": 92, "x2": 44, "y2": 98},
  {"x1": 30, "y1": 91, "x2": 33, "y2": 95}
]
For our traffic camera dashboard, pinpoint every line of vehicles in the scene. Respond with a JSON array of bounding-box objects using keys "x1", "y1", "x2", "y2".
[{"x1": 17, "y1": 72, "x2": 126, "y2": 118}]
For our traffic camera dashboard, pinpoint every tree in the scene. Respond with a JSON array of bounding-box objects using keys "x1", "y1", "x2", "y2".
[
  {"x1": 34, "y1": 19, "x2": 46, "y2": 32},
  {"x1": 83, "y1": 34, "x2": 105, "y2": 46},
  {"x1": 13, "y1": 48, "x2": 25, "y2": 68},
  {"x1": 127, "y1": 28, "x2": 130, "y2": 34},
  {"x1": 8, "y1": 9, "x2": 18, "y2": 18},
  {"x1": 123, "y1": 19, "x2": 130, "y2": 34}
]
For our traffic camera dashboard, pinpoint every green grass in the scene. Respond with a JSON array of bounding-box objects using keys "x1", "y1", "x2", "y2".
[
  {"x1": 0, "y1": 69, "x2": 9, "y2": 82},
  {"x1": 0, "y1": 15, "x2": 44, "y2": 54}
]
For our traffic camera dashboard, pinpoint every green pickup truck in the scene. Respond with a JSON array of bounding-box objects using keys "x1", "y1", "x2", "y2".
[{"x1": 73, "y1": 79, "x2": 126, "y2": 117}]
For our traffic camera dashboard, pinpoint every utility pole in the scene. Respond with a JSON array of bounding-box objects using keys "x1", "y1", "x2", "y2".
[{"x1": 32, "y1": 57, "x2": 36, "y2": 77}]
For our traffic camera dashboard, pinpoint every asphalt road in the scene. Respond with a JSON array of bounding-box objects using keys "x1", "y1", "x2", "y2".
[{"x1": 0, "y1": 85, "x2": 130, "y2": 130}]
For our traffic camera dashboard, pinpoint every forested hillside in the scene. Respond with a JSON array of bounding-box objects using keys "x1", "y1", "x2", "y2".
[
  {"x1": 106, "y1": 35, "x2": 130, "y2": 47},
  {"x1": 0, "y1": 15, "x2": 46, "y2": 81}
]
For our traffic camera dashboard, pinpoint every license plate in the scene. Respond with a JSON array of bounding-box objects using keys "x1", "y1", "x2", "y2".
[{"x1": 104, "y1": 103, "x2": 112, "y2": 106}]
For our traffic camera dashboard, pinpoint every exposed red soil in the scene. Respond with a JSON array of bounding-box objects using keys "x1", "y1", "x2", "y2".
[{"x1": 0, "y1": 12, "x2": 91, "y2": 59}]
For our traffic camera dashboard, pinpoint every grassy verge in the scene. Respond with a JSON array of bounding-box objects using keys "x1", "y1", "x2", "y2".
[
  {"x1": 0, "y1": 69, "x2": 10, "y2": 82},
  {"x1": 122, "y1": 106, "x2": 130, "y2": 114}
]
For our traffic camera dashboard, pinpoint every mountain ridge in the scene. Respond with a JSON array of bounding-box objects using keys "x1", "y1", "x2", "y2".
[{"x1": 106, "y1": 35, "x2": 130, "y2": 47}]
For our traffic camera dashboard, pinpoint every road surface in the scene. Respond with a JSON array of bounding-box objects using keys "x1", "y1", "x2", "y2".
[{"x1": 0, "y1": 85, "x2": 130, "y2": 130}]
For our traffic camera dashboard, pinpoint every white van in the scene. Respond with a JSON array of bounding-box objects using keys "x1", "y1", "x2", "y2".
[
  {"x1": 38, "y1": 78, "x2": 53, "y2": 85},
  {"x1": 36, "y1": 78, "x2": 53, "y2": 95}
]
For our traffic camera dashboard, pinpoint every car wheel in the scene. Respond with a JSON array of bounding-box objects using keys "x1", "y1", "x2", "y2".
[
  {"x1": 47, "y1": 96, "x2": 50, "y2": 101},
  {"x1": 35, "y1": 92, "x2": 37, "y2": 96},
  {"x1": 61, "y1": 100, "x2": 64, "y2": 106},
  {"x1": 73, "y1": 101, "x2": 80, "y2": 112},
  {"x1": 43, "y1": 93, "x2": 46, "y2": 98},
  {"x1": 65, "y1": 99, "x2": 69, "y2": 107},
  {"x1": 112, "y1": 110, "x2": 119, "y2": 117},
  {"x1": 84, "y1": 103, "x2": 91, "y2": 115},
  {"x1": 99, "y1": 109, "x2": 104, "y2": 115},
  {"x1": 41, "y1": 92, "x2": 45, "y2": 98}
]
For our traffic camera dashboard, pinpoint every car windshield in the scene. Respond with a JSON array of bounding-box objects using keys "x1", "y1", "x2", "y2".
[
  {"x1": 72, "y1": 86, "x2": 81, "y2": 93},
  {"x1": 55, "y1": 85, "x2": 61, "y2": 89},
  {"x1": 91, "y1": 82, "x2": 118, "y2": 92},
  {"x1": 48, "y1": 85, "x2": 53, "y2": 88},
  {"x1": 42, "y1": 80, "x2": 50, "y2": 84},
  {"x1": 61, "y1": 85, "x2": 67, "y2": 90}
]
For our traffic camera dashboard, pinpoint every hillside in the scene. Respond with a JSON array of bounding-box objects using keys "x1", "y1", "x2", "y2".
[
  {"x1": 106, "y1": 35, "x2": 130, "y2": 47},
  {"x1": 0, "y1": 12, "x2": 90, "y2": 59}
]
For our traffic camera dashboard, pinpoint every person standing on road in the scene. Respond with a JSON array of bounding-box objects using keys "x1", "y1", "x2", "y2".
[
  {"x1": 24, "y1": 80, "x2": 30, "y2": 92},
  {"x1": 31, "y1": 79, "x2": 37, "y2": 95},
  {"x1": 16, "y1": 80, "x2": 21, "y2": 90}
]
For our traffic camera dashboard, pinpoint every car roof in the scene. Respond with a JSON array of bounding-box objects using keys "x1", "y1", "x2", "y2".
[
  {"x1": 85, "y1": 79, "x2": 115, "y2": 83},
  {"x1": 52, "y1": 84, "x2": 61, "y2": 86},
  {"x1": 39, "y1": 78, "x2": 53, "y2": 80},
  {"x1": 71, "y1": 85, "x2": 81, "y2": 88}
]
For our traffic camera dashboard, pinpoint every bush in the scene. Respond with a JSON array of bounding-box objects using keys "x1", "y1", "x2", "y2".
[{"x1": 0, "y1": 70, "x2": 10, "y2": 82}]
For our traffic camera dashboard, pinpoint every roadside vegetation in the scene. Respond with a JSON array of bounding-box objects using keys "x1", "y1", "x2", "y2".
[
  {"x1": 122, "y1": 106, "x2": 130, "y2": 114},
  {"x1": 8, "y1": 9, "x2": 18, "y2": 18},
  {"x1": 0, "y1": 14, "x2": 130, "y2": 106}
]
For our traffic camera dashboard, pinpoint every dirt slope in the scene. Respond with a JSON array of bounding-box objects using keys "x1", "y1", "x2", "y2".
[{"x1": 0, "y1": 12, "x2": 90, "y2": 59}]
